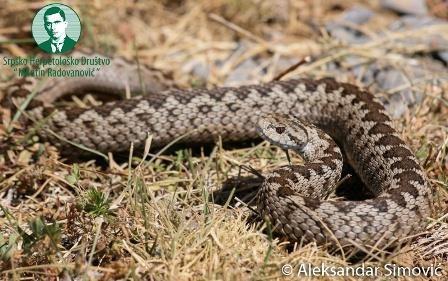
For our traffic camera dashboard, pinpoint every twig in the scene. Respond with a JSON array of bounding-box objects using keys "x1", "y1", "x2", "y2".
[
  {"x1": 208, "y1": 13, "x2": 266, "y2": 45},
  {"x1": 272, "y1": 56, "x2": 311, "y2": 81}
]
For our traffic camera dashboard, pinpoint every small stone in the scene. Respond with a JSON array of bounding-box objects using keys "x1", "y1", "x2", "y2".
[
  {"x1": 384, "y1": 94, "x2": 410, "y2": 118},
  {"x1": 326, "y1": 26, "x2": 369, "y2": 44},
  {"x1": 340, "y1": 5, "x2": 374, "y2": 24},
  {"x1": 224, "y1": 58, "x2": 259, "y2": 85},
  {"x1": 437, "y1": 51, "x2": 448, "y2": 64},
  {"x1": 389, "y1": 15, "x2": 442, "y2": 31},
  {"x1": 325, "y1": 6, "x2": 373, "y2": 44},
  {"x1": 376, "y1": 68, "x2": 407, "y2": 91},
  {"x1": 380, "y1": 0, "x2": 428, "y2": 16},
  {"x1": 182, "y1": 59, "x2": 210, "y2": 79}
]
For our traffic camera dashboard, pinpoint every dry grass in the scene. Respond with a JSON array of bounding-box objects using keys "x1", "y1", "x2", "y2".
[{"x1": 0, "y1": 0, "x2": 448, "y2": 280}]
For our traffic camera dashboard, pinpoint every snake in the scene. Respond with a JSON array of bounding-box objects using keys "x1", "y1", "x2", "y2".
[{"x1": 4, "y1": 53, "x2": 433, "y2": 248}]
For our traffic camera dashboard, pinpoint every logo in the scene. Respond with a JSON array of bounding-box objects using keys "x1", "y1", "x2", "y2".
[{"x1": 31, "y1": 3, "x2": 81, "y2": 54}]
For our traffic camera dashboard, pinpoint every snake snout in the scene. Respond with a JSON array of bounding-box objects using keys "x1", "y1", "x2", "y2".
[{"x1": 256, "y1": 113, "x2": 308, "y2": 151}]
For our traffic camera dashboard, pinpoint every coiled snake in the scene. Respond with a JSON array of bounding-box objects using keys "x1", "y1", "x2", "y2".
[{"x1": 6, "y1": 54, "x2": 433, "y2": 248}]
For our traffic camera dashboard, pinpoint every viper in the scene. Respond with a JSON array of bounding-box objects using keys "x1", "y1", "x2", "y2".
[{"x1": 5, "y1": 53, "x2": 433, "y2": 248}]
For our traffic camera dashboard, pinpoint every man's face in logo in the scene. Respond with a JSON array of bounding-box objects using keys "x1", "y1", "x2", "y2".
[{"x1": 44, "y1": 12, "x2": 67, "y2": 40}]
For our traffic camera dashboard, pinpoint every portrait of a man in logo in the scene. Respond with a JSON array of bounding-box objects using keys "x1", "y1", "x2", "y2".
[{"x1": 32, "y1": 4, "x2": 81, "y2": 54}]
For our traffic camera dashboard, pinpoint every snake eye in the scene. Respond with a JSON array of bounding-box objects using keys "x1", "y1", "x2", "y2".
[{"x1": 275, "y1": 126, "x2": 286, "y2": 134}]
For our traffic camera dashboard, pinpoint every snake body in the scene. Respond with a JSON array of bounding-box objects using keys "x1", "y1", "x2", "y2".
[{"x1": 7, "y1": 56, "x2": 432, "y2": 248}]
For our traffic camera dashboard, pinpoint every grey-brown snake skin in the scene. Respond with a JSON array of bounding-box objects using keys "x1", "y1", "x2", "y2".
[{"x1": 7, "y1": 54, "x2": 433, "y2": 248}]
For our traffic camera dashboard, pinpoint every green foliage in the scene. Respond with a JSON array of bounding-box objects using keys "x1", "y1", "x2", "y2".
[
  {"x1": 0, "y1": 233, "x2": 19, "y2": 262},
  {"x1": 416, "y1": 140, "x2": 430, "y2": 161},
  {"x1": 81, "y1": 187, "x2": 113, "y2": 218},
  {"x1": 0, "y1": 205, "x2": 61, "y2": 262},
  {"x1": 66, "y1": 164, "x2": 80, "y2": 185},
  {"x1": 17, "y1": 217, "x2": 61, "y2": 253}
]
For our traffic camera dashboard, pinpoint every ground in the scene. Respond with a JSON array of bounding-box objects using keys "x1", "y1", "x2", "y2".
[{"x1": 0, "y1": 0, "x2": 447, "y2": 280}]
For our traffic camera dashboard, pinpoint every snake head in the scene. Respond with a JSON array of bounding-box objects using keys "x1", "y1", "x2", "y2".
[{"x1": 256, "y1": 113, "x2": 309, "y2": 151}]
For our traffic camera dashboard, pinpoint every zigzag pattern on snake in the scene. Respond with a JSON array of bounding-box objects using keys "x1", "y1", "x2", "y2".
[{"x1": 6, "y1": 55, "x2": 433, "y2": 248}]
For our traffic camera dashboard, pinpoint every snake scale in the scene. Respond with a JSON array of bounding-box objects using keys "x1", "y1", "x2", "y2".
[{"x1": 6, "y1": 53, "x2": 432, "y2": 248}]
